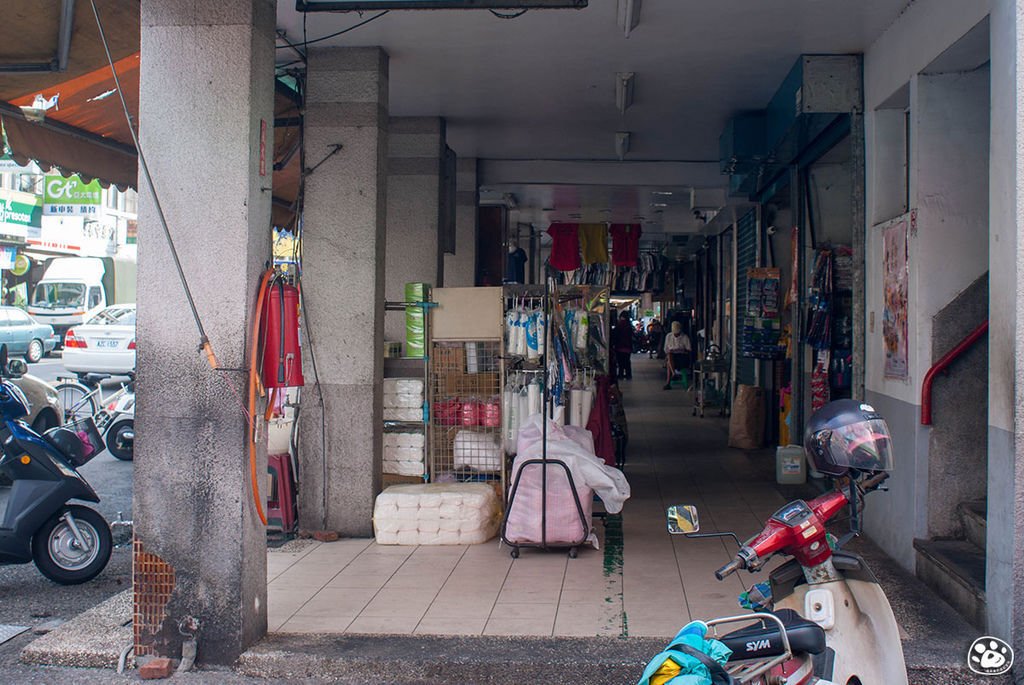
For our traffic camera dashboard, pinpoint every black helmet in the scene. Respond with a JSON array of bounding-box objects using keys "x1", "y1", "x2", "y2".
[{"x1": 804, "y1": 399, "x2": 894, "y2": 477}]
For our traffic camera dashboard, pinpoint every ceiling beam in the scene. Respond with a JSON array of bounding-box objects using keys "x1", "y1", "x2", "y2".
[{"x1": 57, "y1": 0, "x2": 76, "y2": 72}]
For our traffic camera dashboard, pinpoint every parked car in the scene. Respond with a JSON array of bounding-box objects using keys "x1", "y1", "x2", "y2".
[
  {"x1": 63, "y1": 304, "x2": 136, "y2": 377},
  {"x1": 14, "y1": 372, "x2": 64, "y2": 434},
  {"x1": 0, "y1": 306, "x2": 60, "y2": 364}
]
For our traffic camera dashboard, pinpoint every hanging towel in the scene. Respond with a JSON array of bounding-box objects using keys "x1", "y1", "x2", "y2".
[
  {"x1": 578, "y1": 223, "x2": 610, "y2": 265},
  {"x1": 610, "y1": 223, "x2": 643, "y2": 267},
  {"x1": 586, "y1": 375, "x2": 615, "y2": 466},
  {"x1": 547, "y1": 222, "x2": 582, "y2": 271}
]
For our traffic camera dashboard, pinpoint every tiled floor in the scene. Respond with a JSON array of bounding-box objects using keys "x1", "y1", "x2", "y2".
[{"x1": 268, "y1": 356, "x2": 791, "y2": 637}]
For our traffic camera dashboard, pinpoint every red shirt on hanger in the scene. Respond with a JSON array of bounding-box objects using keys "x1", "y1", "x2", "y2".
[
  {"x1": 610, "y1": 224, "x2": 643, "y2": 266},
  {"x1": 547, "y1": 222, "x2": 582, "y2": 271}
]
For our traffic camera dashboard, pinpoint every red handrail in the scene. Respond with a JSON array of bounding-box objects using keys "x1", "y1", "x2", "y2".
[{"x1": 920, "y1": 320, "x2": 988, "y2": 425}]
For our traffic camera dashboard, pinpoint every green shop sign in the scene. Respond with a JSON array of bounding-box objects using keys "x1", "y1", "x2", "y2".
[
  {"x1": 43, "y1": 174, "x2": 102, "y2": 216},
  {"x1": 0, "y1": 189, "x2": 41, "y2": 243}
]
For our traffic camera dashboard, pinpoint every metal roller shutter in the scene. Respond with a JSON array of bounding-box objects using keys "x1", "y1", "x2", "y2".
[{"x1": 735, "y1": 209, "x2": 757, "y2": 387}]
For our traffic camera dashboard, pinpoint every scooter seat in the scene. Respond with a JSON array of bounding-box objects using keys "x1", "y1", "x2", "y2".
[{"x1": 720, "y1": 609, "x2": 826, "y2": 661}]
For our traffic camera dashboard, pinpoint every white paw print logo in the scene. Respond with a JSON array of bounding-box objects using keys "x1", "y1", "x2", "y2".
[{"x1": 968, "y1": 636, "x2": 1014, "y2": 676}]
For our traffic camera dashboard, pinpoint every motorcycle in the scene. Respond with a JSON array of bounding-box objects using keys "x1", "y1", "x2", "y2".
[
  {"x1": 666, "y1": 400, "x2": 908, "y2": 685},
  {"x1": 93, "y1": 377, "x2": 134, "y2": 462},
  {"x1": 0, "y1": 346, "x2": 113, "y2": 584}
]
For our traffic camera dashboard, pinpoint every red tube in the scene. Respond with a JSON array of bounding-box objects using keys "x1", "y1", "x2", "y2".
[{"x1": 921, "y1": 320, "x2": 988, "y2": 425}]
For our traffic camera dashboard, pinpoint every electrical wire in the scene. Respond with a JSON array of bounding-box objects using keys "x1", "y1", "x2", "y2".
[
  {"x1": 90, "y1": 0, "x2": 218, "y2": 370},
  {"x1": 276, "y1": 11, "x2": 389, "y2": 50}
]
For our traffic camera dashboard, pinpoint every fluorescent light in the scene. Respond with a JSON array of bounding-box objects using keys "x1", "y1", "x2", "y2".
[
  {"x1": 615, "y1": 131, "x2": 631, "y2": 160},
  {"x1": 616, "y1": 0, "x2": 642, "y2": 37},
  {"x1": 615, "y1": 72, "x2": 635, "y2": 114}
]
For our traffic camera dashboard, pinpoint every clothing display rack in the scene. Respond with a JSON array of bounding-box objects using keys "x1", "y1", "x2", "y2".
[{"x1": 500, "y1": 273, "x2": 610, "y2": 558}]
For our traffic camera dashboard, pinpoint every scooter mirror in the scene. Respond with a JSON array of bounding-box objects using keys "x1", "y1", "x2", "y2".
[
  {"x1": 6, "y1": 359, "x2": 26, "y2": 378},
  {"x1": 666, "y1": 505, "x2": 700, "y2": 535}
]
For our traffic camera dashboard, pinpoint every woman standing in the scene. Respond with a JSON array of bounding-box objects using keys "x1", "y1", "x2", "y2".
[{"x1": 612, "y1": 311, "x2": 635, "y2": 380}]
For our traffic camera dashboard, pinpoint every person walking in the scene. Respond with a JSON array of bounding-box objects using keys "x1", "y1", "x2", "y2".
[
  {"x1": 663, "y1": 321, "x2": 691, "y2": 390},
  {"x1": 647, "y1": 319, "x2": 663, "y2": 359},
  {"x1": 612, "y1": 311, "x2": 635, "y2": 380}
]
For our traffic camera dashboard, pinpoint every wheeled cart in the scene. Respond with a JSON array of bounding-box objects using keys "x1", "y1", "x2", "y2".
[{"x1": 693, "y1": 355, "x2": 730, "y2": 418}]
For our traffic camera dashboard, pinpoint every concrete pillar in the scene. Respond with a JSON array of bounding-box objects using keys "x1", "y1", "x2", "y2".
[
  {"x1": 444, "y1": 158, "x2": 479, "y2": 287},
  {"x1": 299, "y1": 47, "x2": 388, "y2": 536},
  {"x1": 385, "y1": 117, "x2": 445, "y2": 346},
  {"x1": 988, "y1": 0, "x2": 1024, "y2": 652},
  {"x1": 135, "y1": 0, "x2": 274, "y2": 664}
]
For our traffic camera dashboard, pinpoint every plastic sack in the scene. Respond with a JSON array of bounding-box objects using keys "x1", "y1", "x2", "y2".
[
  {"x1": 383, "y1": 459, "x2": 425, "y2": 477},
  {"x1": 460, "y1": 399, "x2": 481, "y2": 426},
  {"x1": 435, "y1": 398, "x2": 461, "y2": 426},
  {"x1": 384, "y1": 407, "x2": 421, "y2": 422},
  {"x1": 453, "y1": 430, "x2": 503, "y2": 472},
  {"x1": 514, "y1": 413, "x2": 629, "y2": 514},
  {"x1": 384, "y1": 392, "x2": 423, "y2": 409},
  {"x1": 383, "y1": 378, "x2": 424, "y2": 395},
  {"x1": 374, "y1": 483, "x2": 501, "y2": 545},
  {"x1": 506, "y1": 459, "x2": 595, "y2": 547},
  {"x1": 480, "y1": 398, "x2": 501, "y2": 427},
  {"x1": 728, "y1": 384, "x2": 766, "y2": 450},
  {"x1": 384, "y1": 432, "x2": 425, "y2": 450},
  {"x1": 404, "y1": 282, "x2": 430, "y2": 358}
]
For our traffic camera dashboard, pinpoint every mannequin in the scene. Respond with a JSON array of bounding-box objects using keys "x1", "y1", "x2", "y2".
[{"x1": 505, "y1": 240, "x2": 528, "y2": 284}]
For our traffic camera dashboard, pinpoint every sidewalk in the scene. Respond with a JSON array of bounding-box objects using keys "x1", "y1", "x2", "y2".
[
  {"x1": 14, "y1": 357, "x2": 1001, "y2": 682},
  {"x1": 267, "y1": 357, "x2": 775, "y2": 638}
]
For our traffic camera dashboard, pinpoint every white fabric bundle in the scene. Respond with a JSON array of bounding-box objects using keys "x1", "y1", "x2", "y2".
[
  {"x1": 453, "y1": 430, "x2": 503, "y2": 472},
  {"x1": 383, "y1": 433, "x2": 425, "y2": 450},
  {"x1": 384, "y1": 445, "x2": 423, "y2": 461},
  {"x1": 383, "y1": 378, "x2": 424, "y2": 395},
  {"x1": 373, "y1": 483, "x2": 501, "y2": 545},
  {"x1": 384, "y1": 407, "x2": 422, "y2": 422},
  {"x1": 384, "y1": 392, "x2": 423, "y2": 409},
  {"x1": 383, "y1": 459, "x2": 424, "y2": 477}
]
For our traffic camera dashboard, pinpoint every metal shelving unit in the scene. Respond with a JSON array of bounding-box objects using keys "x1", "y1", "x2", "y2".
[{"x1": 382, "y1": 299, "x2": 435, "y2": 483}]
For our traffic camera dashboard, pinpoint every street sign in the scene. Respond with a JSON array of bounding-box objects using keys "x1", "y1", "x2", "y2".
[
  {"x1": 297, "y1": 0, "x2": 586, "y2": 9},
  {"x1": 43, "y1": 174, "x2": 102, "y2": 217},
  {"x1": 0, "y1": 189, "x2": 41, "y2": 244}
]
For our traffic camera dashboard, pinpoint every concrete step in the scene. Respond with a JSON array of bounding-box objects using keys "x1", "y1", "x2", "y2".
[
  {"x1": 958, "y1": 499, "x2": 987, "y2": 550},
  {"x1": 914, "y1": 539, "x2": 987, "y2": 630}
]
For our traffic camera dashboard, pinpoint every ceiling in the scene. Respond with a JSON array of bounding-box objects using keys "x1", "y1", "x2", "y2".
[
  {"x1": 276, "y1": 0, "x2": 908, "y2": 164},
  {"x1": 275, "y1": 0, "x2": 909, "y2": 231}
]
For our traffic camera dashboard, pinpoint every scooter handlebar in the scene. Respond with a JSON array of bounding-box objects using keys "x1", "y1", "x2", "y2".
[
  {"x1": 861, "y1": 471, "x2": 890, "y2": 492},
  {"x1": 715, "y1": 558, "x2": 743, "y2": 580}
]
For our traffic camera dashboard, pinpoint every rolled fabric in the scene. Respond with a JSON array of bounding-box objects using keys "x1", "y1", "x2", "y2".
[
  {"x1": 571, "y1": 388, "x2": 585, "y2": 426},
  {"x1": 527, "y1": 381, "x2": 541, "y2": 417},
  {"x1": 580, "y1": 387, "x2": 595, "y2": 426}
]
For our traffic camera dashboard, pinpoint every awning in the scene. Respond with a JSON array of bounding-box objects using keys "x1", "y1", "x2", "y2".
[
  {"x1": 3, "y1": 54, "x2": 139, "y2": 189},
  {"x1": 0, "y1": 0, "x2": 140, "y2": 188},
  {"x1": 2, "y1": 0, "x2": 301, "y2": 225}
]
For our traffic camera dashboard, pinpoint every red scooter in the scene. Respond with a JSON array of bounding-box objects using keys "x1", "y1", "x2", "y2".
[{"x1": 667, "y1": 400, "x2": 909, "y2": 684}]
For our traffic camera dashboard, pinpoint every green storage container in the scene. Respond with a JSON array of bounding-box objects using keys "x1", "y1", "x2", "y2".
[{"x1": 404, "y1": 282, "x2": 431, "y2": 358}]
